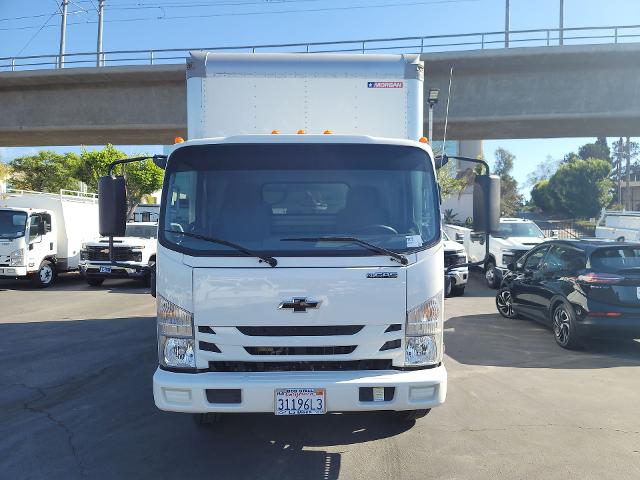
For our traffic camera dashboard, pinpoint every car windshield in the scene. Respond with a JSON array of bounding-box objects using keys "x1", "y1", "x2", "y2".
[
  {"x1": 494, "y1": 222, "x2": 544, "y2": 238},
  {"x1": 160, "y1": 143, "x2": 440, "y2": 257},
  {"x1": 0, "y1": 210, "x2": 27, "y2": 240},
  {"x1": 591, "y1": 246, "x2": 640, "y2": 272},
  {"x1": 125, "y1": 224, "x2": 157, "y2": 239}
]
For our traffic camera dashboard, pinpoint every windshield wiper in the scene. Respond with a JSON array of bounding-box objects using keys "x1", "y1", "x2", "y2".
[
  {"x1": 281, "y1": 236, "x2": 409, "y2": 265},
  {"x1": 165, "y1": 230, "x2": 277, "y2": 267}
]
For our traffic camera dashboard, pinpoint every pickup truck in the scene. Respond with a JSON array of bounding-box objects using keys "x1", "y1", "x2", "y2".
[
  {"x1": 442, "y1": 229, "x2": 468, "y2": 297},
  {"x1": 79, "y1": 222, "x2": 157, "y2": 288},
  {"x1": 445, "y1": 218, "x2": 548, "y2": 288}
]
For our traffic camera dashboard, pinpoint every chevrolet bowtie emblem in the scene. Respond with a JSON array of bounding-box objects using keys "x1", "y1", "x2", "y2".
[{"x1": 278, "y1": 297, "x2": 321, "y2": 313}]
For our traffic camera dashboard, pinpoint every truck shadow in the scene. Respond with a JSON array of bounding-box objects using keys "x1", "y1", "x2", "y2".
[
  {"x1": 0, "y1": 316, "x2": 411, "y2": 480},
  {"x1": 445, "y1": 313, "x2": 640, "y2": 369},
  {"x1": 0, "y1": 273, "x2": 151, "y2": 294}
]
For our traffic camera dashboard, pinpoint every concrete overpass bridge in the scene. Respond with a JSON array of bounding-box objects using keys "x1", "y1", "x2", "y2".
[{"x1": 1, "y1": 43, "x2": 639, "y2": 147}]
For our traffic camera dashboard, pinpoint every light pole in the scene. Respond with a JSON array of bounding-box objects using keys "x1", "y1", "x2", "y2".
[
  {"x1": 97, "y1": 0, "x2": 105, "y2": 67},
  {"x1": 559, "y1": 0, "x2": 564, "y2": 45},
  {"x1": 505, "y1": 0, "x2": 510, "y2": 48},
  {"x1": 427, "y1": 88, "x2": 440, "y2": 142},
  {"x1": 58, "y1": 0, "x2": 69, "y2": 68}
]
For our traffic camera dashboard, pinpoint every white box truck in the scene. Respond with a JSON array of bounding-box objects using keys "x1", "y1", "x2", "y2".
[
  {"x1": 97, "y1": 53, "x2": 499, "y2": 424},
  {"x1": 0, "y1": 189, "x2": 99, "y2": 287},
  {"x1": 595, "y1": 209, "x2": 640, "y2": 242}
]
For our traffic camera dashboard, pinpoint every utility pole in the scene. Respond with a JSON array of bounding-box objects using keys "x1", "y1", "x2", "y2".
[
  {"x1": 504, "y1": 0, "x2": 510, "y2": 48},
  {"x1": 559, "y1": 0, "x2": 564, "y2": 46},
  {"x1": 58, "y1": 0, "x2": 69, "y2": 68},
  {"x1": 617, "y1": 137, "x2": 623, "y2": 206},
  {"x1": 625, "y1": 136, "x2": 631, "y2": 210},
  {"x1": 97, "y1": 0, "x2": 105, "y2": 67}
]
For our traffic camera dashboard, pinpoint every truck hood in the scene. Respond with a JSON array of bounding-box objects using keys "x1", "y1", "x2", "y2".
[
  {"x1": 85, "y1": 237, "x2": 154, "y2": 247},
  {"x1": 492, "y1": 236, "x2": 545, "y2": 249},
  {"x1": 443, "y1": 239, "x2": 465, "y2": 253},
  {"x1": 193, "y1": 266, "x2": 406, "y2": 328}
]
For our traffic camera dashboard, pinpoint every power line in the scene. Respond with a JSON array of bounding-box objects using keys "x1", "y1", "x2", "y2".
[{"x1": 15, "y1": 9, "x2": 60, "y2": 56}]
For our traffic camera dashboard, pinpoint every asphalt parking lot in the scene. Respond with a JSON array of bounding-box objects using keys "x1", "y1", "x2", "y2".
[{"x1": 1, "y1": 272, "x2": 639, "y2": 479}]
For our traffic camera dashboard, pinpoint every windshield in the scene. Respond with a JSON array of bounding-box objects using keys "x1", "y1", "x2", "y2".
[
  {"x1": 125, "y1": 224, "x2": 157, "y2": 239},
  {"x1": 0, "y1": 211, "x2": 27, "y2": 240},
  {"x1": 160, "y1": 143, "x2": 440, "y2": 257},
  {"x1": 591, "y1": 246, "x2": 640, "y2": 272},
  {"x1": 494, "y1": 222, "x2": 544, "y2": 238}
]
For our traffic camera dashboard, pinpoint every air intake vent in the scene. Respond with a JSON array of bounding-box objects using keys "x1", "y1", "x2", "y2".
[
  {"x1": 198, "y1": 326, "x2": 216, "y2": 334},
  {"x1": 380, "y1": 339, "x2": 401, "y2": 351},
  {"x1": 209, "y1": 360, "x2": 392, "y2": 372},
  {"x1": 237, "y1": 325, "x2": 363, "y2": 336},
  {"x1": 244, "y1": 345, "x2": 356, "y2": 356},
  {"x1": 199, "y1": 341, "x2": 221, "y2": 353},
  {"x1": 384, "y1": 324, "x2": 402, "y2": 333}
]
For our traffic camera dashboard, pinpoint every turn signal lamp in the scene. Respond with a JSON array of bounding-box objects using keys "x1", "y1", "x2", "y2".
[
  {"x1": 323, "y1": 130, "x2": 333, "y2": 135},
  {"x1": 297, "y1": 129, "x2": 306, "y2": 134},
  {"x1": 419, "y1": 137, "x2": 429, "y2": 144},
  {"x1": 174, "y1": 137, "x2": 185, "y2": 144},
  {"x1": 271, "y1": 130, "x2": 280, "y2": 134}
]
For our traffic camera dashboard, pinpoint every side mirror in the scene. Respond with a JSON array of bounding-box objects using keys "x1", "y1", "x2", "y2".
[
  {"x1": 153, "y1": 155, "x2": 167, "y2": 170},
  {"x1": 455, "y1": 233, "x2": 464, "y2": 243},
  {"x1": 99, "y1": 176, "x2": 127, "y2": 237},
  {"x1": 38, "y1": 222, "x2": 47, "y2": 235},
  {"x1": 473, "y1": 174, "x2": 500, "y2": 234}
]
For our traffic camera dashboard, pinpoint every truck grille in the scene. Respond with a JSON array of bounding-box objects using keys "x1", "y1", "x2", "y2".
[
  {"x1": 237, "y1": 325, "x2": 363, "y2": 336},
  {"x1": 444, "y1": 251, "x2": 466, "y2": 268},
  {"x1": 245, "y1": 345, "x2": 357, "y2": 356},
  {"x1": 208, "y1": 359, "x2": 393, "y2": 372},
  {"x1": 85, "y1": 246, "x2": 136, "y2": 262}
]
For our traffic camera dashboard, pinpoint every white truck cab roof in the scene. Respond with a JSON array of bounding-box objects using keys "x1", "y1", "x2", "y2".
[{"x1": 499, "y1": 218, "x2": 534, "y2": 223}]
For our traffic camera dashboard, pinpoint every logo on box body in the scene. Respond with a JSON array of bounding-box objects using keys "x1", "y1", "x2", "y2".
[{"x1": 367, "y1": 81, "x2": 403, "y2": 88}]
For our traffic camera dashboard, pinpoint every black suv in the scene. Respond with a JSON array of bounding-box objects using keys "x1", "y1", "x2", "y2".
[{"x1": 495, "y1": 240, "x2": 640, "y2": 349}]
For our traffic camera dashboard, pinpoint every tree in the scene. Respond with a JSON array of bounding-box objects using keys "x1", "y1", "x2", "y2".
[
  {"x1": 74, "y1": 145, "x2": 163, "y2": 218},
  {"x1": 9, "y1": 151, "x2": 80, "y2": 193},
  {"x1": 526, "y1": 155, "x2": 560, "y2": 188},
  {"x1": 548, "y1": 158, "x2": 613, "y2": 218},
  {"x1": 493, "y1": 148, "x2": 523, "y2": 216},
  {"x1": 436, "y1": 160, "x2": 467, "y2": 199},
  {"x1": 578, "y1": 137, "x2": 611, "y2": 162},
  {"x1": 530, "y1": 179, "x2": 556, "y2": 212}
]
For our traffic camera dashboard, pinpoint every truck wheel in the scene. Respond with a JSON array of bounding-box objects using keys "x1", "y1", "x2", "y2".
[
  {"x1": 485, "y1": 260, "x2": 499, "y2": 289},
  {"x1": 193, "y1": 413, "x2": 222, "y2": 426},
  {"x1": 395, "y1": 409, "x2": 431, "y2": 422},
  {"x1": 32, "y1": 260, "x2": 56, "y2": 288},
  {"x1": 149, "y1": 263, "x2": 156, "y2": 297},
  {"x1": 451, "y1": 285, "x2": 465, "y2": 296},
  {"x1": 87, "y1": 278, "x2": 104, "y2": 287},
  {"x1": 552, "y1": 301, "x2": 583, "y2": 350}
]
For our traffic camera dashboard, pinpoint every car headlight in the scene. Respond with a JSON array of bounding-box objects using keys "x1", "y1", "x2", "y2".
[
  {"x1": 157, "y1": 295, "x2": 195, "y2": 369},
  {"x1": 10, "y1": 248, "x2": 24, "y2": 267},
  {"x1": 405, "y1": 291, "x2": 443, "y2": 366}
]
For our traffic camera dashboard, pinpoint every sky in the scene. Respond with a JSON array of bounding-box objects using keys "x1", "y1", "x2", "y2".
[{"x1": 1, "y1": 0, "x2": 639, "y2": 193}]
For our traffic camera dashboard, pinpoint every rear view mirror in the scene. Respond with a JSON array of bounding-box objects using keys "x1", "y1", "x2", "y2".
[
  {"x1": 473, "y1": 175, "x2": 500, "y2": 234},
  {"x1": 153, "y1": 155, "x2": 168, "y2": 170},
  {"x1": 99, "y1": 176, "x2": 127, "y2": 237}
]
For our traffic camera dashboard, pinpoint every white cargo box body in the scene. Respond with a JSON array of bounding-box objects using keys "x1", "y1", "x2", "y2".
[
  {"x1": 186, "y1": 53, "x2": 424, "y2": 140},
  {"x1": 1, "y1": 191, "x2": 99, "y2": 269}
]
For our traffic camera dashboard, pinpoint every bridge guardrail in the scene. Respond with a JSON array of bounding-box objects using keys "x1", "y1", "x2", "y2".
[{"x1": 1, "y1": 24, "x2": 640, "y2": 72}]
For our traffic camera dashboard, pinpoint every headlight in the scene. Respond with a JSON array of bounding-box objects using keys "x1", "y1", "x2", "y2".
[
  {"x1": 10, "y1": 248, "x2": 24, "y2": 267},
  {"x1": 157, "y1": 295, "x2": 195, "y2": 369},
  {"x1": 405, "y1": 291, "x2": 443, "y2": 366},
  {"x1": 134, "y1": 252, "x2": 143, "y2": 262}
]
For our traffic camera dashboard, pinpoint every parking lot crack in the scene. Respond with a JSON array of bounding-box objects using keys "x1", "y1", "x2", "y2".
[{"x1": 14, "y1": 382, "x2": 87, "y2": 478}]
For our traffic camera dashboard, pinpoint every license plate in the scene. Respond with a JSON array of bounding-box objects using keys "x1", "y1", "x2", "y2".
[
  {"x1": 275, "y1": 388, "x2": 326, "y2": 416},
  {"x1": 99, "y1": 266, "x2": 112, "y2": 273}
]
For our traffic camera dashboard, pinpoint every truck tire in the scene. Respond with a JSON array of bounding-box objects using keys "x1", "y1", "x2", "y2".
[
  {"x1": 87, "y1": 278, "x2": 104, "y2": 287},
  {"x1": 149, "y1": 264, "x2": 156, "y2": 298},
  {"x1": 395, "y1": 409, "x2": 431, "y2": 422},
  {"x1": 484, "y1": 260, "x2": 499, "y2": 289},
  {"x1": 31, "y1": 260, "x2": 56, "y2": 288},
  {"x1": 451, "y1": 285, "x2": 465, "y2": 296}
]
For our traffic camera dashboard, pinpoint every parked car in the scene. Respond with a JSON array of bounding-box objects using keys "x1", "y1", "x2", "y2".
[
  {"x1": 443, "y1": 229, "x2": 468, "y2": 297},
  {"x1": 79, "y1": 222, "x2": 157, "y2": 290},
  {"x1": 495, "y1": 239, "x2": 640, "y2": 349}
]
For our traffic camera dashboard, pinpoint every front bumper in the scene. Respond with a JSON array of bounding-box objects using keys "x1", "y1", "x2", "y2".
[
  {"x1": 445, "y1": 267, "x2": 468, "y2": 287},
  {"x1": 79, "y1": 262, "x2": 149, "y2": 279},
  {"x1": 153, "y1": 365, "x2": 447, "y2": 413},
  {"x1": 0, "y1": 266, "x2": 28, "y2": 277}
]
